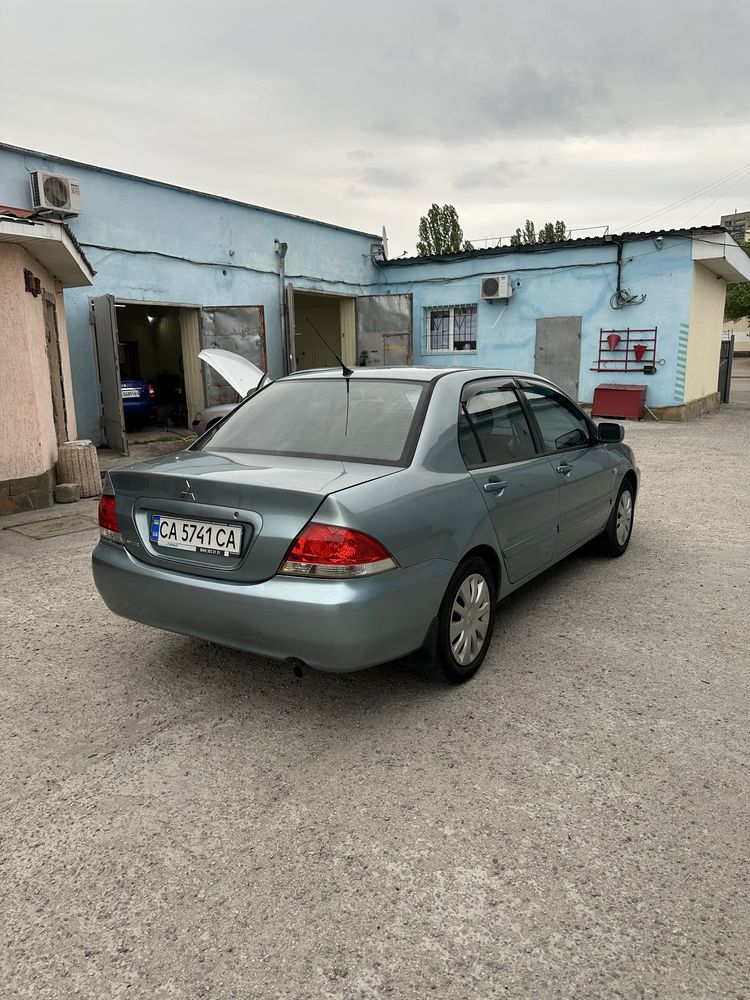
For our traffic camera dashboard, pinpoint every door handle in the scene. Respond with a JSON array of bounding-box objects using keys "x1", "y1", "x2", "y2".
[
  {"x1": 483, "y1": 478, "x2": 509, "y2": 495},
  {"x1": 556, "y1": 462, "x2": 573, "y2": 476}
]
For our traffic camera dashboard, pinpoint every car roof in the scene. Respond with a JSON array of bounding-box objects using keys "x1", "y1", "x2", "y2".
[{"x1": 283, "y1": 366, "x2": 551, "y2": 384}]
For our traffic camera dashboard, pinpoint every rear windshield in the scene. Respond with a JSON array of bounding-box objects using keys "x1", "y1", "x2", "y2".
[{"x1": 200, "y1": 378, "x2": 429, "y2": 465}]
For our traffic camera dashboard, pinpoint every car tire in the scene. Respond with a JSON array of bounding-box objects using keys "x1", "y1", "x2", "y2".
[
  {"x1": 599, "y1": 479, "x2": 635, "y2": 557},
  {"x1": 429, "y1": 557, "x2": 497, "y2": 684}
]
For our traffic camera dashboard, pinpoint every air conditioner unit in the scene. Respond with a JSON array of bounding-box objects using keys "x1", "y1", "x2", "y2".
[
  {"x1": 29, "y1": 171, "x2": 82, "y2": 217},
  {"x1": 480, "y1": 274, "x2": 512, "y2": 301}
]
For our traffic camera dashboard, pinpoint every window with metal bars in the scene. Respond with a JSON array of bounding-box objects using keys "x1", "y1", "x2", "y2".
[{"x1": 425, "y1": 305, "x2": 477, "y2": 353}]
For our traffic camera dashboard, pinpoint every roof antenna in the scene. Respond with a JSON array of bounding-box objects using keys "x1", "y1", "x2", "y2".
[{"x1": 305, "y1": 317, "x2": 353, "y2": 377}]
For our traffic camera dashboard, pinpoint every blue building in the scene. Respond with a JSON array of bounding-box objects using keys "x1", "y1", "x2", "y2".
[
  {"x1": 0, "y1": 142, "x2": 385, "y2": 453},
  {"x1": 1, "y1": 140, "x2": 747, "y2": 468},
  {"x1": 373, "y1": 229, "x2": 750, "y2": 415}
]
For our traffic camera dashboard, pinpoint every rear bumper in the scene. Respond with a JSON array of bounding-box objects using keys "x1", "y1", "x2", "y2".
[
  {"x1": 123, "y1": 399, "x2": 157, "y2": 418},
  {"x1": 92, "y1": 541, "x2": 454, "y2": 672}
]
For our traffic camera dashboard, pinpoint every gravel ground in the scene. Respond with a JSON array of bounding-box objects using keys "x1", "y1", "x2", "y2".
[{"x1": 1, "y1": 404, "x2": 748, "y2": 999}]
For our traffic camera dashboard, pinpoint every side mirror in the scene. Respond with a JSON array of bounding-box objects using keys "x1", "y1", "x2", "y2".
[{"x1": 598, "y1": 422, "x2": 625, "y2": 443}]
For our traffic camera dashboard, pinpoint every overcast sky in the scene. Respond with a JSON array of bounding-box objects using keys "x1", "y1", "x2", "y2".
[{"x1": 2, "y1": 0, "x2": 750, "y2": 254}]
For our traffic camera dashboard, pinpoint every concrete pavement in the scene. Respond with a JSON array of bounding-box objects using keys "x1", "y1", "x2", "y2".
[{"x1": 1, "y1": 402, "x2": 749, "y2": 999}]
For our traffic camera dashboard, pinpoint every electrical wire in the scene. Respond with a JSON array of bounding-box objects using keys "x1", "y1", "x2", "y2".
[
  {"x1": 621, "y1": 160, "x2": 750, "y2": 231},
  {"x1": 79, "y1": 242, "x2": 373, "y2": 291},
  {"x1": 682, "y1": 168, "x2": 750, "y2": 227}
]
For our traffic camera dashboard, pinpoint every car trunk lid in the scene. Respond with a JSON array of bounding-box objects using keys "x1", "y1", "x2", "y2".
[{"x1": 110, "y1": 449, "x2": 399, "y2": 583}]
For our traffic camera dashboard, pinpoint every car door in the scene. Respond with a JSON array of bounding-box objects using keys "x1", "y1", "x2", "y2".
[
  {"x1": 518, "y1": 381, "x2": 615, "y2": 556},
  {"x1": 459, "y1": 380, "x2": 560, "y2": 584}
]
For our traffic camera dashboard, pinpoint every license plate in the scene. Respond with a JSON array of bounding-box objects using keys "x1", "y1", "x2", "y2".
[
  {"x1": 121, "y1": 388, "x2": 140, "y2": 399},
  {"x1": 150, "y1": 514, "x2": 243, "y2": 557}
]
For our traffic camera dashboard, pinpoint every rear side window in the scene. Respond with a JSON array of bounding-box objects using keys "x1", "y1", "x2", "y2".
[
  {"x1": 201, "y1": 378, "x2": 428, "y2": 465},
  {"x1": 521, "y1": 383, "x2": 590, "y2": 451},
  {"x1": 459, "y1": 386, "x2": 536, "y2": 467}
]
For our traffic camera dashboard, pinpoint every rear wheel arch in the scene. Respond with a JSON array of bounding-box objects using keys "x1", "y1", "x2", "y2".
[
  {"x1": 422, "y1": 553, "x2": 498, "y2": 683},
  {"x1": 462, "y1": 544, "x2": 501, "y2": 592}
]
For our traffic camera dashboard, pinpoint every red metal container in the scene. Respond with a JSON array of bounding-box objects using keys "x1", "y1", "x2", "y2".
[{"x1": 591, "y1": 383, "x2": 647, "y2": 420}]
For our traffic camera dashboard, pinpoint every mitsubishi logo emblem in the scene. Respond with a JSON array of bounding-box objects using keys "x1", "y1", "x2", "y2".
[{"x1": 180, "y1": 479, "x2": 197, "y2": 501}]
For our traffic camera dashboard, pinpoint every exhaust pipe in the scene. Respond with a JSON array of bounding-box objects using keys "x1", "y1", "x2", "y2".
[{"x1": 287, "y1": 658, "x2": 305, "y2": 678}]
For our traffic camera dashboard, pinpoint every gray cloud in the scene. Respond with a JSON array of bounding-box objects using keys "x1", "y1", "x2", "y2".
[
  {"x1": 359, "y1": 167, "x2": 418, "y2": 189},
  {"x1": 454, "y1": 160, "x2": 532, "y2": 192}
]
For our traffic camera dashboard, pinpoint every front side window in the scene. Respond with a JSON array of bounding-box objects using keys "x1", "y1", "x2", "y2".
[
  {"x1": 202, "y1": 378, "x2": 428, "y2": 465},
  {"x1": 520, "y1": 383, "x2": 590, "y2": 452},
  {"x1": 426, "y1": 305, "x2": 477, "y2": 352},
  {"x1": 459, "y1": 385, "x2": 536, "y2": 467}
]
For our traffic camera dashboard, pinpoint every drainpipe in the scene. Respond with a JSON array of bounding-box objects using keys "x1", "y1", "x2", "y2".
[{"x1": 275, "y1": 240, "x2": 293, "y2": 374}]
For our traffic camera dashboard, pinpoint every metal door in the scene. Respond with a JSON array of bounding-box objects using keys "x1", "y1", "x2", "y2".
[
  {"x1": 356, "y1": 294, "x2": 412, "y2": 367},
  {"x1": 718, "y1": 335, "x2": 735, "y2": 403},
  {"x1": 200, "y1": 306, "x2": 266, "y2": 406},
  {"x1": 91, "y1": 294, "x2": 128, "y2": 455},
  {"x1": 535, "y1": 316, "x2": 582, "y2": 400}
]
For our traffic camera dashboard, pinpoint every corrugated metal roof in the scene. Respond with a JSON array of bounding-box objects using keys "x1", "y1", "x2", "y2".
[{"x1": 385, "y1": 226, "x2": 728, "y2": 266}]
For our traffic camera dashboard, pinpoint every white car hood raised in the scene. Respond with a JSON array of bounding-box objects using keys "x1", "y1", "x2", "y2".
[{"x1": 198, "y1": 349, "x2": 267, "y2": 398}]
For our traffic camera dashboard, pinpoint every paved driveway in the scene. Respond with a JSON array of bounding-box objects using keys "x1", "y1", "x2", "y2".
[{"x1": 2, "y1": 403, "x2": 748, "y2": 999}]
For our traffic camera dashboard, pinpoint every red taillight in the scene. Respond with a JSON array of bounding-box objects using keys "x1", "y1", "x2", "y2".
[
  {"x1": 147, "y1": 383, "x2": 156, "y2": 398},
  {"x1": 281, "y1": 522, "x2": 397, "y2": 578},
  {"x1": 98, "y1": 494, "x2": 122, "y2": 542}
]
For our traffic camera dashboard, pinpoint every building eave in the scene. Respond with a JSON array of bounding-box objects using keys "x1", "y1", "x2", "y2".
[
  {"x1": 0, "y1": 213, "x2": 95, "y2": 287},
  {"x1": 691, "y1": 229, "x2": 750, "y2": 283}
]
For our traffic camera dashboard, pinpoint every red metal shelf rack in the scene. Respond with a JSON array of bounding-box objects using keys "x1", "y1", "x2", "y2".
[{"x1": 591, "y1": 327, "x2": 658, "y2": 372}]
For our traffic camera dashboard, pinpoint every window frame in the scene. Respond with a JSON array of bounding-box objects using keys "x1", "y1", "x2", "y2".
[
  {"x1": 425, "y1": 304, "x2": 478, "y2": 354},
  {"x1": 516, "y1": 379, "x2": 596, "y2": 455},
  {"x1": 458, "y1": 378, "x2": 540, "y2": 470}
]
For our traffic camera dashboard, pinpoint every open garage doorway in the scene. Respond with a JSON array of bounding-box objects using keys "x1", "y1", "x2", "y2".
[
  {"x1": 91, "y1": 296, "x2": 265, "y2": 455},
  {"x1": 115, "y1": 303, "x2": 199, "y2": 432},
  {"x1": 291, "y1": 290, "x2": 355, "y2": 371},
  {"x1": 289, "y1": 289, "x2": 413, "y2": 371}
]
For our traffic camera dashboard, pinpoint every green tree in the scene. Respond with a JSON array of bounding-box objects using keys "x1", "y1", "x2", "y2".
[
  {"x1": 416, "y1": 203, "x2": 474, "y2": 256},
  {"x1": 724, "y1": 240, "x2": 750, "y2": 321},
  {"x1": 510, "y1": 219, "x2": 568, "y2": 246},
  {"x1": 510, "y1": 219, "x2": 537, "y2": 246}
]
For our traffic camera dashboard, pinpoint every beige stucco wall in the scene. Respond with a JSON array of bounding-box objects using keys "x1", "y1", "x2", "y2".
[
  {"x1": 0, "y1": 243, "x2": 77, "y2": 482},
  {"x1": 684, "y1": 263, "x2": 727, "y2": 403}
]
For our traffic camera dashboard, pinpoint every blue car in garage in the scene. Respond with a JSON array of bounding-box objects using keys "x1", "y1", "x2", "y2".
[{"x1": 120, "y1": 378, "x2": 157, "y2": 430}]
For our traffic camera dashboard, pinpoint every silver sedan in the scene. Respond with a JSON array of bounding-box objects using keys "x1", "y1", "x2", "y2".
[{"x1": 93, "y1": 365, "x2": 639, "y2": 683}]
